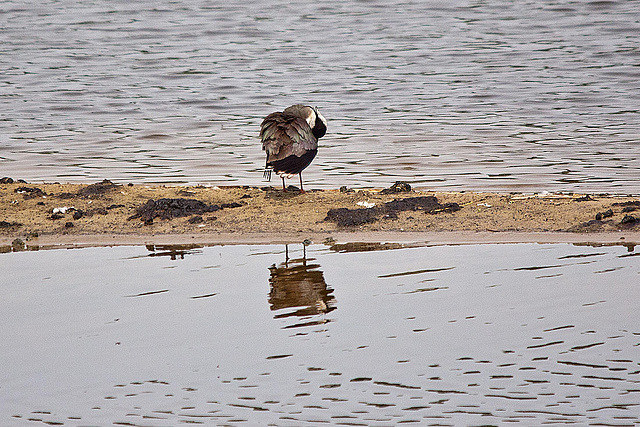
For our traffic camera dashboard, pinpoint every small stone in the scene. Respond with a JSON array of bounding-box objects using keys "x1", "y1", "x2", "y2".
[
  {"x1": 64, "y1": 221, "x2": 74, "y2": 228},
  {"x1": 621, "y1": 215, "x2": 637, "y2": 224}
]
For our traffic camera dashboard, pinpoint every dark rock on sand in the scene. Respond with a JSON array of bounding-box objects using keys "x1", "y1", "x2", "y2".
[
  {"x1": 72, "y1": 210, "x2": 84, "y2": 220},
  {"x1": 129, "y1": 198, "x2": 241, "y2": 225},
  {"x1": 574, "y1": 195, "x2": 594, "y2": 202},
  {"x1": 595, "y1": 209, "x2": 613, "y2": 221},
  {"x1": 14, "y1": 186, "x2": 46, "y2": 199},
  {"x1": 1, "y1": 177, "x2": 14, "y2": 184},
  {"x1": 383, "y1": 196, "x2": 439, "y2": 212},
  {"x1": 621, "y1": 215, "x2": 637, "y2": 225},
  {"x1": 77, "y1": 179, "x2": 120, "y2": 197},
  {"x1": 380, "y1": 181, "x2": 412, "y2": 194},
  {"x1": 325, "y1": 196, "x2": 461, "y2": 227},
  {"x1": 325, "y1": 207, "x2": 379, "y2": 227}
]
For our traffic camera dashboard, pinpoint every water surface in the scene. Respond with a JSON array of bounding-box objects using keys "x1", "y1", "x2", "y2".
[
  {"x1": 2, "y1": 0, "x2": 639, "y2": 192},
  {"x1": 1, "y1": 242, "x2": 639, "y2": 425}
]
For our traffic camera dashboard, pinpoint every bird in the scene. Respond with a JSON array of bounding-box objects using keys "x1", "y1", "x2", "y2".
[{"x1": 260, "y1": 104, "x2": 327, "y2": 192}]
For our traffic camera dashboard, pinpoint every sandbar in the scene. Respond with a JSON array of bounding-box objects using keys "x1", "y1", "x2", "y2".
[{"x1": 1, "y1": 180, "x2": 639, "y2": 249}]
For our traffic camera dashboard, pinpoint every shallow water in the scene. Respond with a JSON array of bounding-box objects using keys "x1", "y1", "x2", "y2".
[
  {"x1": 1, "y1": 242, "x2": 639, "y2": 425},
  {"x1": 2, "y1": 1, "x2": 640, "y2": 192}
]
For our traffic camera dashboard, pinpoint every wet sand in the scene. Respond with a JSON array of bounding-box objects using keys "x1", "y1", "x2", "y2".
[{"x1": 2, "y1": 179, "x2": 639, "y2": 247}]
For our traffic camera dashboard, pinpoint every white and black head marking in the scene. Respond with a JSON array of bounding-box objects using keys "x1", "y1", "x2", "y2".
[
  {"x1": 260, "y1": 104, "x2": 327, "y2": 192},
  {"x1": 310, "y1": 106, "x2": 327, "y2": 140}
]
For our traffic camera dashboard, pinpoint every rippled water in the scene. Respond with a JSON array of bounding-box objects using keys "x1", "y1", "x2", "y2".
[
  {"x1": 1, "y1": 242, "x2": 639, "y2": 425},
  {"x1": 1, "y1": 0, "x2": 639, "y2": 192}
]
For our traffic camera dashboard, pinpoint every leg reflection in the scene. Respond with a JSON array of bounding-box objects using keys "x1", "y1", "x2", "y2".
[{"x1": 268, "y1": 245, "x2": 336, "y2": 327}]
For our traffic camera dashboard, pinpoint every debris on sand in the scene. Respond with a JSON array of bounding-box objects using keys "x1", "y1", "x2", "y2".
[
  {"x1": 52, "y1": 206, "x2": 75, "y2": 215},
  {"x1": 567, "y1": 202, "x2": 640, "y2": 232},
  {"x1": 76, "y1": 179, "x2": 120, "y2": 197},
  {"x1": 325, "y1": 196, "x2": 461, "y2": 227},
  {"x1": 380, "y1": 181, "x2": 412, "y2": 194},
  {"x1": 129, "y1": 198, "x2": 240, "y2": 225},
  {"x1": 14, "y1": 186, "x2": 46, "y2": 199}
]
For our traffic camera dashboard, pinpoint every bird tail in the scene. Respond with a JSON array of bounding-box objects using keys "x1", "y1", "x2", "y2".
[{"x1": 263, "y1": 166, "x2": 273, "y2": 181}]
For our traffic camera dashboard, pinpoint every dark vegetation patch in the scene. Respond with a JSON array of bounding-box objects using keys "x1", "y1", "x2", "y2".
[
  {"x1": 325, "y1": 196, "x2": 461, "y2": 227},
  {"x1": 129, "y1": 198, "x2": 241, "y2": 225}
]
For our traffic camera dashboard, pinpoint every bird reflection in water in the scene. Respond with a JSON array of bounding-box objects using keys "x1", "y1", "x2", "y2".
[{"x1": 268, "y1": 244, "x2": 336, "y2": 329}]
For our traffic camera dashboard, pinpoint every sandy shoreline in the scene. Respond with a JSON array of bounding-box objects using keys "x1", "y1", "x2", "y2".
[
  {"x1": 2, "y1": 179, "x2": 639, "y2": 248},
  {"x1": 3, "y1": 231, "x2": 639, "y2": 251}
]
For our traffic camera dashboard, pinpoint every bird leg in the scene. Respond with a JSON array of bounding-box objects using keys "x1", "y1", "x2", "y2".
[
  {"x1": 281, "y1": 176, "x2": 286, "y2": 192},
  {"x1": 299, "y1": 173, "x2": 305, "y2": 193}
]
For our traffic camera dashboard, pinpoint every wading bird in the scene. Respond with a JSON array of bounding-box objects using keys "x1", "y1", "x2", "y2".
[{"x1": 260, "y1": 104, "x2": 327, "y2": 192}]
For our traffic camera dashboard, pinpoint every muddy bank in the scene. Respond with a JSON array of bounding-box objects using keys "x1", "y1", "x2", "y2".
[{"x1": 1, "y1": 179, "x2": 639, "y2": 246}]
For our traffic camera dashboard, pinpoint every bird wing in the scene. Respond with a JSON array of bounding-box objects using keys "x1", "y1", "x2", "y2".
[{"x1": 260, "y1": 112, "x2": 317, "y2": 163}]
